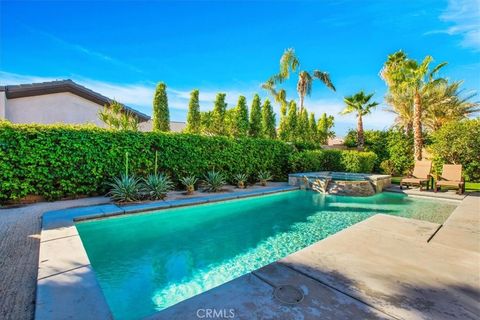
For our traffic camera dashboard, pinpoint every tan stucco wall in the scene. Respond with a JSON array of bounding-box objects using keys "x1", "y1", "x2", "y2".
[{"x1": 3, "y1": 92, "x2": 106, "y2": 126}]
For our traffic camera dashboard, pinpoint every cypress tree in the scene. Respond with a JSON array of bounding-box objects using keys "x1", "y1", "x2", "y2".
[
  {"x1": 249, "y1": 94, "x2": 262, "y2": 138},
  {"x1": 232, "y1": 96, "x2": 249, "y2": 137},
  {"x1": 308, "y1": 112, "x2": 317, "y2": 143},
  {"x1": 285, "y1": 101, "x2": 298, "y2": 141},
  {"x1": 152, "y1": 82, "x2": 170, "y2": 132},
  {"x1": 298, "y1": 108, "x2": 309, "y2": 142},
  {"x1": 261, "y1": 99, "x2": 276, "y2": 139},
  {"x1": 318, "y1": 112, "x2": 335, "y2": 144},
  {"x1": 212, "y1": 93, "x2": 227, "y2": 135},
  {"x1": 185, "y1": 89, "x2": 201, "y2": 133}
]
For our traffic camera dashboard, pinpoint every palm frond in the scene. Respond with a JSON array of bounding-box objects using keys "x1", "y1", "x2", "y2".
[{"x1": 313, "y1": 70, "x2": 336, "y2": 91}]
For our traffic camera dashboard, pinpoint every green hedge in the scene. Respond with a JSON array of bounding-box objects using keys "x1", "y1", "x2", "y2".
[
  {"x1": 0, "y1": 122, "x2": 381, "y2": 203},
  {"x1": 289, "y1": 149, "x2": 377, "y2": 174},
  {"x1": 0, "y1": 122, "x2": 293, "y2": 202}
]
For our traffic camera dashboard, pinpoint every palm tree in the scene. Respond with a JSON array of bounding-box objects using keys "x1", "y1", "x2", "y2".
[
  {"x1": 381, "y1": 51, "x2": 447, "y2": 160},
  {"x1": 385, "y1": 89, "x2": 414, "y2": 133},
  {"x1": 341, "y1": 91, "x2": 379, "y2": 148},
  {"x1": 263, "y1": 48, "x2": 335, "y2": 112},
  {"x1": 423, "y1": 81, "x2": 479, "y2": 131}
]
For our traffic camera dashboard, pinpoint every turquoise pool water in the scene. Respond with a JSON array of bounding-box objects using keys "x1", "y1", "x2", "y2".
[{"x1": 76, "y1": 190, "x2": 457, "y2": 319}]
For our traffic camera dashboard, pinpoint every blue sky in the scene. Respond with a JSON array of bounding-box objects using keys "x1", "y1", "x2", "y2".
[{"x1": 1, "y1": 0, "x2": 479, "y2": 135}]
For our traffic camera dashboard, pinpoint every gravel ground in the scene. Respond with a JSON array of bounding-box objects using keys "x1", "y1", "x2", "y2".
[
  {"x1": 0, "y1": 182, "x2": 287, "y2": 320},
  {"x1": 0, "y1": 196, "x2": 110, "y2": 320}
]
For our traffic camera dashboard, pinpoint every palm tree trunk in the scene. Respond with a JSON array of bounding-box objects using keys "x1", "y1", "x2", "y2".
[
  {"x1": 406, "y1": 122, "x2": 413, "y2": 135},
  {"x1": 299, "y1": 94, "x2": 304, "y2": 112},
  {"x1": 413, "y1": 91, "x2": 423, "y2": 160},
  {"x1": 357, "y1": 114, "x2": 364, "y2": 149}
]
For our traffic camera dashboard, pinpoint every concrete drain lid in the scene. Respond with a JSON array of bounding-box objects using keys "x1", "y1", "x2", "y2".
[{"x1": 273, "y1": 285, "x2": 304, "y2": 304}]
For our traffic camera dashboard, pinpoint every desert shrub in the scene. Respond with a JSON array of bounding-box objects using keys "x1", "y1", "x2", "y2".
[
  {"x1": 141, "y1": 173, "x2": 173, "y2": 200},
  {"x1": 203, "y1": 170, "x2": 227, "y2": 192},
  {"x1": 108, "y1": 174, "x2": 142, "y2": 202},
  {"x1": 429, "y1": 119, "x2": 480, "y2": 181},
  {"x1": 0, "y1": 122, "x2": 293, "y2": 202},
  {"x1": 289, "y1": 149, "x2": 377, "y2": 173}
]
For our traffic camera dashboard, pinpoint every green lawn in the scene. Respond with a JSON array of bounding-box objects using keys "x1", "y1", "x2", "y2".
[{"x1": 391, "y1": 176, "x2": 480, "y2": 192}]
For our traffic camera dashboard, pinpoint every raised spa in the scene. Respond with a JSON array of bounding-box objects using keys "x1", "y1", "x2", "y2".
[{"x1": 288, "y1": 172, "x2": 392, "y2": 196}]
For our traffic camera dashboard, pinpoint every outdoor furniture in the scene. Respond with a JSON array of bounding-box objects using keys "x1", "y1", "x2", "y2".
[
  {"x1": 434, "y1": 164, "x2": 465, "y2": 194},
  {"x1": 400, "y1": 160, "x2": 432, "y2": 191}
]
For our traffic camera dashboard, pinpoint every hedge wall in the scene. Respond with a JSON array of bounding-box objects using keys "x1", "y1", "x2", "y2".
[
  {"x1": 0, "y1": 122, "x2": 293, "y2": 202},
  {"x1": 0, "y1": 122, "x2": 379, "y2": 203},
  {"x1": 289, "y1": 149, "x2": 377, "y2": 174}
]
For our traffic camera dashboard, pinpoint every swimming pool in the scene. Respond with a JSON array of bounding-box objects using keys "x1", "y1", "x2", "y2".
[{"x1": 76, "y1": 190, "x2": 457, "y2": 319}]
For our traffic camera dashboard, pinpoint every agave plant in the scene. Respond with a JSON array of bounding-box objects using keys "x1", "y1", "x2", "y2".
[
  {"x1": 142, "y1": 173, "x2": 173, "y2": 200},
  {"x1": 108, "y1": 173, "x2": 142, "y2": 202},
  {"x1": 179, "y1": 175, "x2": 198, "y2": 195},
  {"x1": 233, "y1": 173, "x2": 248, "y2": 189},
  {"x1": 203, "y1": 170, "x2": 226, "y2": 192},
  {"x1": 258, "y1": 171, "x2": 273, "y2": 186}
]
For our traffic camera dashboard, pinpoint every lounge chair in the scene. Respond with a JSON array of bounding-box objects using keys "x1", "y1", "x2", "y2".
[
  {"x1": 400, "y1": 160, "x2": 432, "y2": 191},
  {"x1": 434, "y1": 164, "x2": 465, "y2": 194}
]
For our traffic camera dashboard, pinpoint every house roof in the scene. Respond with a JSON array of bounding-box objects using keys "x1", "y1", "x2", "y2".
[{"x1": 0, "y1": 79, "x2": 150, "y2": 122}]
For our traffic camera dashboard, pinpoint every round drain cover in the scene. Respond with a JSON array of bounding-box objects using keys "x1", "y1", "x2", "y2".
[{"x1": 273, "y1": 285, "x2": 304, "y2": 304}]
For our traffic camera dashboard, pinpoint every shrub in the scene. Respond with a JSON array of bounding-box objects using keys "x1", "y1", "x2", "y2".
[
  {"x1": 344, "y1": 129, "x2": 413, "y2": 174},
  {"x1": 429, "y1": 119, "x2": 480, "y2": 181},
  {"x1": 233, "y1": 173, "x2": 248, "y2": 189},
  {"x1": 203, "y1": 171, "x2": 227, "y2": 192},
  {"x1": 289, "y1": 149, "x2": 377, "y2": 173},
  {"x1": 0, "y1": 122, "x2": 293, "y2": 202},
  {"x1": 142, "y1": 173, "x2": 173, "y2": 200},
  {"x1": 108, "y1": 174, "x2": 142, "y2": 202},
  {"x1": 179, "y1": 175, "x2": 198, "y2": 195},
  {"x1": 258, "y1": 171, "x2": 273, "y2": 186}
]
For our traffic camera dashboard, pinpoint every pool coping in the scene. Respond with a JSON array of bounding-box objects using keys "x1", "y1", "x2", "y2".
[{"x1": 34, "y1": 185, "x2": 299, "y2": 320}]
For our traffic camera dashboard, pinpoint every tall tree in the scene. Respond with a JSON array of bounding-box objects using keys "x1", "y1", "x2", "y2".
[
  {"x1": 185, "y1": 89, "x2": 201, "y2": 133},
  {"x1": 381, "y1": 51, "x2": 447, "y2": 160},
  {"x1": 211, "y1": 93, "x2": 227, "y2": 135},
  {"x1": 285, "y1": 100, "x2": 298, "y2": 142},
  {"x1": 152, "y1": 82, "x2": 170, "y2": 132},
  {"x1": 231, "y1": 96, "x2": 249, "y2": 137},
  {"x1": 340, "y1": 91, "x2": 379, "y2": 148},
  {"x1": 308, "y1": 112, "x2": 317, "y2": 143},
  {"x1": 249, "y1": 94, "x2": 262, "y2": 137},
  {"x1": 423, "y1": 81, "x2": 479, "y2": 131},
  {"x1": 200, "y1": 111, "x2": 214, "y2": 135},
  {"x1": 261, "y1": 99, "x2": 276, "y2": 139},
  {"x1": 262, "y1": 48, "x2": 335, "y2": 112},
  {"x1": 317, "y1": 113, "x2": 335, "y2": 145},
  {"x1": 297, "y1": 108, "x2": 310, "y2": 142}
]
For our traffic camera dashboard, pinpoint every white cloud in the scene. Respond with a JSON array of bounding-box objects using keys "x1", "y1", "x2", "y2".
[{"x1": 426, "y1": 0, "x2": 480, "y2": 51}]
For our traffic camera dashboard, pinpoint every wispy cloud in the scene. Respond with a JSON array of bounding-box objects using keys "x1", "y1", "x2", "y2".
[
  {"x1": 24, "y1": 26, "x2": 144, "y2": 73},
  {"x1": 425, "y1": 0, "x2": 480, "y2": 51}
]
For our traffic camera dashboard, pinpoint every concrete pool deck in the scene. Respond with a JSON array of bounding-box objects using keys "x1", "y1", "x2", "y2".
[
  {"x1": 31, "y1": 188, "x2": 479, "y2": 319},
  {"x1": 154, "y1": 193, "x2": 480, "y2": 320}
]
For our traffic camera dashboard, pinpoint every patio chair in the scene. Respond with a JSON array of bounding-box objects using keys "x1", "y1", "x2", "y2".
[
  {"x1": 400, "y1": 160, "x2": 432, "y2": 191},
  {"x1": 434, "y1": 164, "x2": 465, "y2": 194}
]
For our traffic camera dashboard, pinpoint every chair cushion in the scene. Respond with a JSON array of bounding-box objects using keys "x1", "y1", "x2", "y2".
[
  {"x1": 401, "y1": 178, "x2": 427, "y2": 184},
  {"x1": 436, "y1": 180, "x2": 462, "y2": 187}
]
